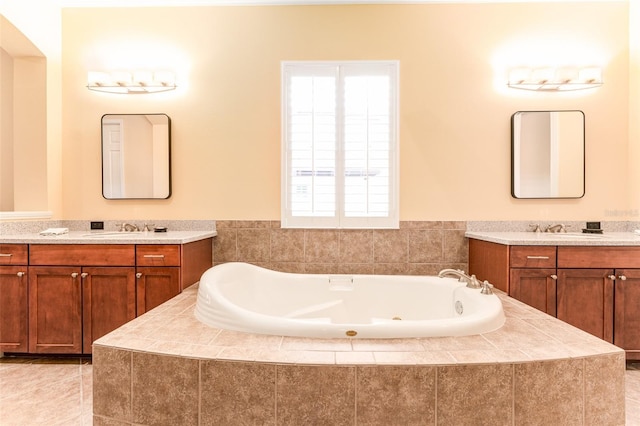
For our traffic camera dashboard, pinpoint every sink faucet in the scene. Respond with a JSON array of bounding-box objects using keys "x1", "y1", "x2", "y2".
[
  {"x1": 545, "y1": 224, "x2": 567, "y2": 233},
  {"x1": 120, "y1": 223, "x2": 139, "y2": 232},
  {"x1": 438, "y1": 269, "x2": 481, "y2": 289}
]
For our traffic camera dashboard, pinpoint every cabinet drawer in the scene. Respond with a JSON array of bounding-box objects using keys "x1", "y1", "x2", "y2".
[
  {"x1": 136, "y1": 245, "x2": 180, "y2": 266},
  {"x1": 558, "y1": 246, "x2": 640, "y2": 268},
  {"x1": 30, "y1": 244, "x2": 135, "y2": 266},
  {"x1": 0, "y1": 244, "x2": 28, "y2": 265},
  {"x1": 510, "y1": 246, "x2": 557, "y2": 268}
]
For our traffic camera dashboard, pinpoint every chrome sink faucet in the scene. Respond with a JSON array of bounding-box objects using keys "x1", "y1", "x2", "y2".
[
  {"x1": 119, "y1": 223, "x2": 139, "y2": 232},
  {"x1": 545, "y1": 224, "x2": 567, "y2": 233}
]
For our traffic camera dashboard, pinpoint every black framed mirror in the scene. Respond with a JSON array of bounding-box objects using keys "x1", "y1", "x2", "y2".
[
  {"x1": 101, "y1": 113, "x2": 171, "y2": 199},
  {"x1": 511, "y1": 110, "x2": 585, "y2": 199}
]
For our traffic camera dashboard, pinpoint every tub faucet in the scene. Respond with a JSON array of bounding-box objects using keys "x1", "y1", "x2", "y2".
[
  {"x1": 438, "y1": 269, "x2": 481, "y2": 289},
  {"x1": 480, "y1": 280, "x2": 494, "y2": 295}
]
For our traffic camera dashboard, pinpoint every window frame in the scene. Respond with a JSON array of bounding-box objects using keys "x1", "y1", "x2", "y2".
[{"x1": 281, "y1": 60, "x2": 399, "y2": 229}]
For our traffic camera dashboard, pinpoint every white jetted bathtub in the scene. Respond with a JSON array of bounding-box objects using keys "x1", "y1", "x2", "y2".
[{"x1": 194, "y1": 262, "x2": 505, "y2": 338}]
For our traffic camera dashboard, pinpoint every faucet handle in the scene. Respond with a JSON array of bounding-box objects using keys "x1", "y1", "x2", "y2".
[
  {"x1": 480, "y1": 280, "x2": 494, "y2": 295},
  {"x1": 467, "y1": 274, "x2": 482, "y2": 289}
]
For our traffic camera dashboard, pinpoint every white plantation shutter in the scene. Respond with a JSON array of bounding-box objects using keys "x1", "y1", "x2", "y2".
[{"x1": 282, "y1": 61, "x2": 398, "y2": 229}]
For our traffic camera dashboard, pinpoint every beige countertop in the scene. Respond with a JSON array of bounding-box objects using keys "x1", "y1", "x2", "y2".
[
  {"x1": 465, "y1": 231, "x2": 640, "y2": 246},
  {"x1": 0, "y1": 230, "x2": 217, "y2": 245}
]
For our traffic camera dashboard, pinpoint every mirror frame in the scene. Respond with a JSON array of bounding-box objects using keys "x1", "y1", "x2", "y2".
[
  {"x1": 511, "y1": 110, "x2": 585, "y2": 199},
  {"x1": 101, "y1": 113, "x2": 172, "y2": 200}
]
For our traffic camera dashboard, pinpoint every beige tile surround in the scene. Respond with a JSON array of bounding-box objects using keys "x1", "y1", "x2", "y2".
[
  {"x1": 93, "y1": 285, "x2": 626, "y2": 425},
  {"x1": 213, "y1": 220, "x2": 468, "y2": 275}
]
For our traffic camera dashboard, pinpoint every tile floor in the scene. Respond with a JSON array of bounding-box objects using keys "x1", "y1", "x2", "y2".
[{"x1": 0, "y1": 355, "x2": 638, "y2": 425}]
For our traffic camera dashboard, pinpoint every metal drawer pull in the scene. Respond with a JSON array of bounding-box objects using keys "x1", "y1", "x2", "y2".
[
  {"x1": 143, "y1": 254, "x2": 165, "y2": 258},
  {"x1": 550, "y1": 274, "x2": 558, "y2": 280},
  {"x1": 526, "y1": 255, "x2": 549, "y2": 259},
  {"x1": 0, "y1": 253, "x2": 13, "y2": 257}
]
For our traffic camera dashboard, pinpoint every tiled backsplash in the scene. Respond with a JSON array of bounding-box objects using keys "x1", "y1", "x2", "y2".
[
  {"x1": 0, "y1": 219, "x2": 216, "y2": 234},
  {"x1": 467, "y1": 220, "x2": 640, "y2": 232},
  {"x1": 213, "y1": 221, "x2": 468, "y2": 275}
]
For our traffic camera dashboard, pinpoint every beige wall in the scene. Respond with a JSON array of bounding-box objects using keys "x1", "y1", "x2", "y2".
[
  {"x1": 55, "y1": 2, "x2": 631, "y2": 221},
  {"x1": 630, "y1": 0, "x2": 640, "y2": 216},
  {"x1": 0, "y1": 15, "x2": 49, "y2": 215},
  {"x1": 0, "y1": 47, "x2": 15, "y2": 211},
  {"x1": 0, "y1": 2, "x2": 63, "y2": 219}
]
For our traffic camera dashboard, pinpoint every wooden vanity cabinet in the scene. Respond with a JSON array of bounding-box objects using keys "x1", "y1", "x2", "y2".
[
  {"x1": 0, "y1": 244, "x2": 29, "y2": 352},
  {"x1": 556, "y1": 268, "x2": 614, "y2": 342},
  {"x1": 613, "y1": 269, "x2": 640, "y2": 360},
  {"x1": 1, "y1": 238, "x2": 212, "y2": 355},
  {"x1": 468, "y1": 240, "x2": 557, "y2": 314},
  {"x1": 136, "y1": 244, "x2": 180, "y2": 314},
  {"x1": 470, "y1": 241, "x2": 640, "y2": 359},
  {"x1": 509, "y1": 246, "x2": 557, "y2": 316},
  {"x1": 28, "y1": 266, "x2": 84, "y2": 354},
  {"x1": 28, "y1": 245, "x2": 136, "y2": 354},
  {"x1": 134, "y1": 239, "x2": 212, "y2": 314},
  {"x1": 557, "y1": 246, "x2": 640, "y2": 349},
  {"x1": 82, "y1": 267, "x2": 136, "y2": 354},
  {"x1": 468, "y1": 239, "x2": 509, "y2": 292}
]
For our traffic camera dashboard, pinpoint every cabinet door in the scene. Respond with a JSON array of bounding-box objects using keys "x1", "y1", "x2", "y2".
[
  {"x1": 557, "y1": 269, "x2": 614, "y2": 342},
  {"x1": 28, "y1": 266, "x2": 82, "y2": 354},
  {"x1": 0, "y1": 266, "x2": 28, "y2": 352},
  {"x1": 614, "y1": 269, "x2": 640, "y2": 360},
  {"x1": 509, "y1": 268, "x2": 557, "y2": 315},
  {"x1": 82, "y1": 267, "x2": 136, "y2": 354},
  {"x1": 136, "y1": 266, "x2": 180, "y2": 315}
]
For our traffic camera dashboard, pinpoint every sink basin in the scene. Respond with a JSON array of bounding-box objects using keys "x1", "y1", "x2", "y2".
[{"x1": 81, "y1": 231, "x2": 146, "y2": 238}]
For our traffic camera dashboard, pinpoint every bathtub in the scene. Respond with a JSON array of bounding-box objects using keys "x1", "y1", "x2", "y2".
[{"x1": 194, "y1": 262, "x2": 505, "y2": 338}]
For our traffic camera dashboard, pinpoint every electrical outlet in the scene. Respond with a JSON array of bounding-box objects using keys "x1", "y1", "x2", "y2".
[
  {"x1": 586, "y1": 221, "x2": 601, "y2": 230},
  {"x1": 90, "y1": 221, "x2": 104, "y2": 230}
]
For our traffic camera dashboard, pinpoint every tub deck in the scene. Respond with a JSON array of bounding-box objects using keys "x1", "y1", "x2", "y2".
[{"x1": 93, "y1": 284, "x2": 626, "y2": 425}]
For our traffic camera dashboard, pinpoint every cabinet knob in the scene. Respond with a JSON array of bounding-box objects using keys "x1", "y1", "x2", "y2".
[
  {"x1": 608, "y1": 275, "x2": 616, "y2": 280},
  {"x1": 81, "y1": 272, "x2": 89, "y2": 278},
  {"x1": 550, "y1": 274, "x2": 558, "y2": 280},
  {"x1": 136, "y1": 272, "x2": 142, "y2": 279},
  {"x1": 17, "y1": 271, "x2": 25, "y2": 277},
  {"x1": 618, "y1": 275, "x2": 627, "y2": 281}
]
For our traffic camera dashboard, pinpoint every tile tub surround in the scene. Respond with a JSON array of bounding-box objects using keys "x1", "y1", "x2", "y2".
[
  {"x1": 213, "y1": 220, "x2": 468, "y2": 275},
  {"x1": 93, "y1": 286, "x2": 626, "y2": 425}
]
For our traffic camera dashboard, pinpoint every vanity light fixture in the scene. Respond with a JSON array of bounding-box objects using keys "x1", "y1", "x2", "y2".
[
  {"x1": 87, "y1": 70, "x2": 176, "y2": 94},
  {"x1": 508, "y1": 66, "x2": 602, "y2": 91}
]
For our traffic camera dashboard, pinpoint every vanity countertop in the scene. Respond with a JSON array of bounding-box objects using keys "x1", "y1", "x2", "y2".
[
  {"x1": 465, "y1": 231, "x2": 640, "y2": 246},
  {"x1": 0, "y1": 230, "x2": 217, "y2": 245}
]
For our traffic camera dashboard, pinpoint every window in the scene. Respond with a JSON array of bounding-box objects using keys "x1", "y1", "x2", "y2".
[{"x1": 281, "y1": 61, "x2": 399, "y2": 229}]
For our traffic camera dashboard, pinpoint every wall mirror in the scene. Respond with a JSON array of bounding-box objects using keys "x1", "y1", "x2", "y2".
[
  {"x1": 102, "y1": 113, "x2": 171, "y2": 199},
  {"x1": 511, "y1": 110, "x2": 585, "y2": 199}
]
